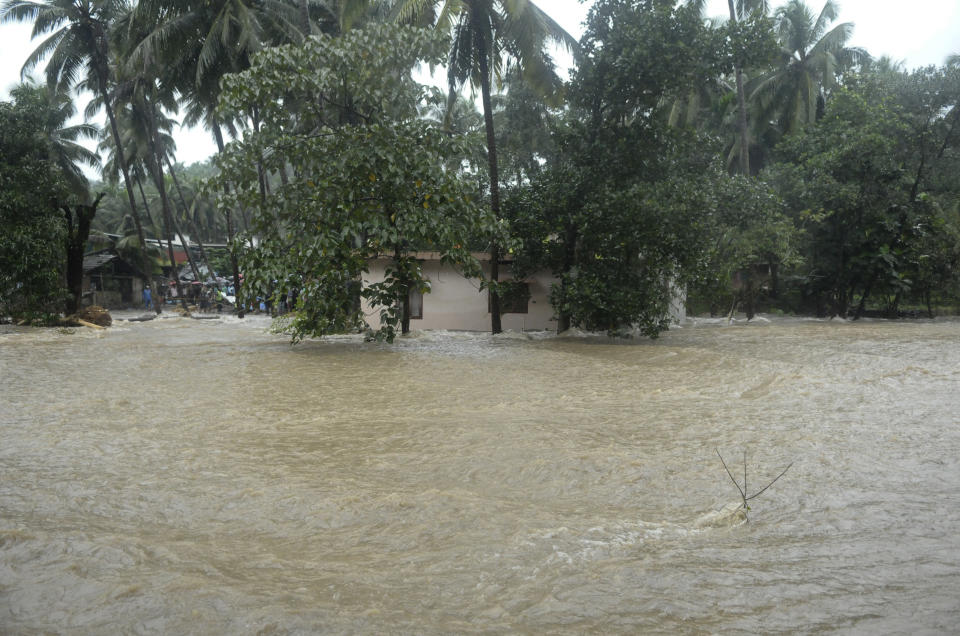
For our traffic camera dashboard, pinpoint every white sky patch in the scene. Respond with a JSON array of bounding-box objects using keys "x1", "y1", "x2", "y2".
[{"x1": 1, "y1": 0, "x2": 957, "y2": 171}]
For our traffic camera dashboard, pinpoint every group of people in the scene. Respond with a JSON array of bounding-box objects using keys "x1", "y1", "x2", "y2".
[{"x1": 141, "y1": 281, "x2": 236, "y2": 312}]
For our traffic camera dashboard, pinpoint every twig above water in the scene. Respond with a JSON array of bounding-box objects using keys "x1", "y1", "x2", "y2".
[{"x1": 716, "y1": 448, "x2": 793, "y2": 513}]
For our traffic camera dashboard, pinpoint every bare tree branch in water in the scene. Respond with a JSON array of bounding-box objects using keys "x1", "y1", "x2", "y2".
[{"x1": 716, "y1": 448, "x2": 793, "y2": 515}]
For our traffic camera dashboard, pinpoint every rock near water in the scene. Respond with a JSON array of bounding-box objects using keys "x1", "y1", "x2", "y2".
[{"x1": 75, "y1": 306, "x2": 112, "y2": 327}]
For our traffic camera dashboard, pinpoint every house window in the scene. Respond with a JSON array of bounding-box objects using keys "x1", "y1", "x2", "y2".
[
  {"x1": 408, "y1": 287, "x2": 423, "y2": 319},
  {"x1": 489, "y1": 282, "x2": 530, "y2": 314}
]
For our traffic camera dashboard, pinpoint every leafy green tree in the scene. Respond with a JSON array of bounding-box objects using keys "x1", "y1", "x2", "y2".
[
  {"x1": 131, "y1": 0, "x2": 309, "y2": 315},
  {"x1": 767, "y1": 65, "x2": 960, "y2": 317},
  {"x1": 492, "y1": 63, "x2": 558, "y2": 187},
  {"x1": 524, "y1": 0, "x2": 750, "y2": 334},
  {"x1": 0, "y1": 90, "x2": 68, "y2": 321},
  {"x1": 213, "y1": 24, "x2": 502, "y2": 341},
  {"x1": 1, "y1": 0, "x2": 153, "y2": 294}
]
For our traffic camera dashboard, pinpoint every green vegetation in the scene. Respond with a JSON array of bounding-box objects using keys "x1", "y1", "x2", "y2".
[
  {"x1": 1, "y1": 0, "x2": 958, "y2": 331},
  {"x1": 0, "y1": 87, "x2": 68, "y2": 321}
]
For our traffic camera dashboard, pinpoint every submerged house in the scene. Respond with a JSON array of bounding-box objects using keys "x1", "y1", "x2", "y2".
[{"x1": 361, "y1": 252, "x2": 686, "y2": 332}]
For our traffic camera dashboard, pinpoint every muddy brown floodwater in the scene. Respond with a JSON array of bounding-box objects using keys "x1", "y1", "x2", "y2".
[{"x1": 2, "y1": 314, "x2": 960, "y2": 634}]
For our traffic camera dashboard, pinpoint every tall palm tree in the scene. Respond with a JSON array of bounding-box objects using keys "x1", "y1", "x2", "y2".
[
  {"x1": 751, "y1": 0, "x2": 866, "y2": 138},
  {"x1": 685, "y1": 0, "x2": 771, "y2": 174},
  {"x1": 9, "y1": 80, "x2": 100, "y2": 196},
  {"x1": 725, "y1": 0, "x2": 770, "y2": 175},
  {"x1": 1, "y1": 0, "x2": 157, "y2": 306},
  {"x1": 391, "y1": 0, "x2": 576, "y2": 333},
  {"x1": 130, "y1": 0, "x2": 309, "y2": 316}
]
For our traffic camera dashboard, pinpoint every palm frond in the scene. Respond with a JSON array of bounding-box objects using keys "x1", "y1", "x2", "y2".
[
  {"x1": 0, "y1": 0, "x2": 46, "y2": 25},
  {"x1": 811, "y1": 0, "x2": 839, "y2": 43},
  {"x1": 19, "y1": 26, "x2": 65, "y2": 76}
]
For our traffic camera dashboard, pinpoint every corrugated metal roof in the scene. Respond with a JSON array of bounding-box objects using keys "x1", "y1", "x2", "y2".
[{"x1": 82, "y1": 252, "x2": 117, "y2": 273}]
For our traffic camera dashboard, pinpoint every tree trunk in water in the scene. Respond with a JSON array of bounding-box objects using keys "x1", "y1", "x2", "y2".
[
  {"x1": 477, "y1": 28, "x2": 502, "y2": 334},
  {"x1": 556, "y1": 292, "x2": 570, "y2": 333},
  {"x1": 889, "y1": 290, "x2": 902, "y2": 318},
  {"x1": 96, "y1": 63, "x2": 154, "y2": 309},
  {"x1": 134, "y1": 179, "x2": 163, "y2": 313},
  {"x1": 727, "y1": 0, "x2": 751, "y2": 176},
  {"x1": 556, "y1": 222, "x2": 578, "y2": 333},
  {"x1": 157, "y1": 156, "x2": 203, "y2": 282},
  {"x1": 853, "y1": 273, "x2": 877, "y2": 320},
  {"x1": 143, "y1": 134, "x2": 197, "y2": 310},
  {"x1": 213, "y1": 123, "x2": 245, "y2": 318},
  {"x1": 395, "y1": 245, "x2": 411, "y2": 336},
  {"x1": 62, "y1": 194, "x2": 104, "y2": 314}
]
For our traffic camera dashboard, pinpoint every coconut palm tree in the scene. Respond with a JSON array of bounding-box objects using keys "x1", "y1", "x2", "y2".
[
  {"x1": 683, "y1": 0, "x2": 771, "y2": 174},
  {"x1": 390, "y1": 0, "x2": 576, "y2": 332},
  {"x1": 9, "y1": 80, "x2": 100, "y2": 196},
  {"x1": 751, "y1": 0, "x2": 867, "y2": 138},
  {"x1": 129, "y1": 0, "x2": 313, "y2": 316},
  {"x1": 725, "y1": 0, "x2": 770, "y2": 175}
]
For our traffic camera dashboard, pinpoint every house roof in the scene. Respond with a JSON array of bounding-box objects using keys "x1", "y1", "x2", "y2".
[
  {"x1": 369, "y1": 251, "x2": 513, "y2": 263},
  {"x1": 83, "y1": 251, "x2": 118, "y2": 273}
]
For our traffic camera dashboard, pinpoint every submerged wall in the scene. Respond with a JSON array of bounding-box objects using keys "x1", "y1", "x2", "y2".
[
  {"x1": 362, "y1": 257, "x2": 557, "y2": 332},
  {"x1": 362, "y1": 255, "x2": 686, "y2": 333}
]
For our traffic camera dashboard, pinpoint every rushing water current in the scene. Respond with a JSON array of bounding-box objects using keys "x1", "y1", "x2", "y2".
[{"x1": 2, "y1": 314, "x2": 960, "y2": 634}]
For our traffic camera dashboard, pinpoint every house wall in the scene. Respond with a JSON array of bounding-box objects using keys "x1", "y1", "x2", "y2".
[
  {"x1": 362, "y1": 258, "x2": 558, "y2": 332},
  {"x1": 83, "y1": 275, "x2": 143, "y2": 309},
  {"x1": 361, "y1": 256, "x2": 687, "y2": 333}
]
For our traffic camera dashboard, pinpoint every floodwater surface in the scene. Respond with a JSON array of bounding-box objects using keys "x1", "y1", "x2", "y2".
[{"x1": 1, "y1": 314, "x2": 959, "y2": 633}]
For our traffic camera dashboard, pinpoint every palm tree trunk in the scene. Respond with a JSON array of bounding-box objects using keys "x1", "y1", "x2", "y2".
[
  {"x1": 477, "y1": 30, "x2": 503, "y2": 334},
  {"x1": 144, "y1": 98, "x2": 203, "y2": 295},
  {"x1": 96, "y1": 65, "x2": 156, "y2": 311},
  {"x1": 149, "y1": 153, "x2": 189, "y2": 309},
  {"x1": 165, "y1": 156, "x2": 218, "y2": 285},
  {"x1": 727, "y1": 0, "x2": 751, "y2": 176},
  {"x1": 299, "y1": 0, "x2": 311, "y2": 36},
  {"x1": 154, "y1": 151, "x2": 203, "y2": 282},
  {"x1": 135, "y1": 177, "x2": 156, "y2": 233},
  {"x1": 213, "y1": 123, "x2": 245, "y2": 318},
  {"x1": 133, "y1": 177, "x2": 164, "y2": 313}
]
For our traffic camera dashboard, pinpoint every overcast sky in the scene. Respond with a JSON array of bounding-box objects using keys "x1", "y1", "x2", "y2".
[{"x1": 2, "y1": 0, "x2": 958, "y2": 168}]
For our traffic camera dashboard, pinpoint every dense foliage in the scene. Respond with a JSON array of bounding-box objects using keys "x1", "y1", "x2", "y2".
[
  {"x1": 768, "y1": 66, "x2": 960, "y2": 316},
  {"x1": 2, "y1": 0, "x2": 959, "y2": 330},
  {"x1": 0, "y1": 90, "x2": 68, "y2": 320}
]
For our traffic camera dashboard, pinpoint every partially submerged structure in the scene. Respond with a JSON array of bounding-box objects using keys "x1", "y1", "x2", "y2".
[{"x1": 361, "y1": 252, "x2": 685, "y2": 332}]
